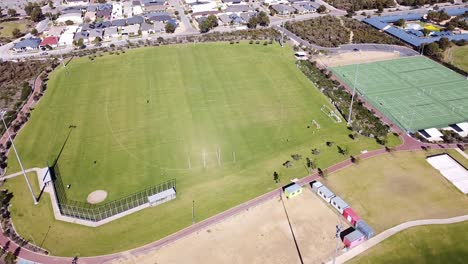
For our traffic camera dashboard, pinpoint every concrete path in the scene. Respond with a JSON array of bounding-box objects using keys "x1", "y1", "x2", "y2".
[
  {"x1": 330, "y1": 214, "x2": 468, "y2": 264},
  {"x1": 455, "y1": 148, "x2": 468, "y2": 160}
]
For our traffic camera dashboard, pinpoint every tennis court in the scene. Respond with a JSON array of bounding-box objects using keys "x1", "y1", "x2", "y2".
[{"x1": 331, "y1": 56, "x2": 468, "y2": 132}]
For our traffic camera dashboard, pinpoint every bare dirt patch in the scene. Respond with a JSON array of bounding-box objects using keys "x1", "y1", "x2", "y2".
[
  {"x1": 110, "y1": 187, "x2": 342, "y2": 264},
  {"x1": 317, "y1": 51, "x2": 401, "y2": 67},
  {"x1": 87, "y1": 190, "x2": 108, "y2": 204}
]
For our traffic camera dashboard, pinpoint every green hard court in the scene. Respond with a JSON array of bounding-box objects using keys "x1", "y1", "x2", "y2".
[{"x1": 331, "y1": 56, "x2": 468, "y2": 132}]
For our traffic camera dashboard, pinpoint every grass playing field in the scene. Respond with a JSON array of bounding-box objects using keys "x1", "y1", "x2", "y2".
[
  {"x1": 444, "y1": 45, "x2": 468, "y2": 73},
  {"x1": 6, "y1": 42, "x2": 388, "y2": 256},
  {"x1": 349, "y1": 221, "x2": 468, "y2": 264},
  {"x1": 331, "y1": 56, "x2": 468, "y2": 132},
  {"x1": 325, "y1": 150, "x2": 468, "y2": 233}
]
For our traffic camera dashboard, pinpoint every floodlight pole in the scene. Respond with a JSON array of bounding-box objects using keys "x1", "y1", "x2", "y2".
[
  {"x1": 1, "y1": 111, "x2": 37, "y2": 205},
  {"x1": 347, "y1": 64, "x2": 360, "y2": 126},
  {"x1": 332, "y1": 223, "x2": 342, "y2": 264},
  {"x1": 281, "y1": 20, "x2": 285, "y2": 47}
]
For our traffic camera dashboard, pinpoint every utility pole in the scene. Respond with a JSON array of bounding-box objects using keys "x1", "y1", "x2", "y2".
[
  {"x1": 332, "y1": 223, "x2": 342, "y2": 264},
  {"x1": 1, "y1": 111, "x2": 37, "y2": 205},
  {"x1": 192, "y1": 200, "x2": 195, "y2": 224},
  {"x1": 347, "y1": 64, "x2": 360, "y2": 126}
]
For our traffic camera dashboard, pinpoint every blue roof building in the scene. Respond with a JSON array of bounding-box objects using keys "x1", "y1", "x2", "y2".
[{"x1": 12, "y1": 38, "x2": 41, "y2": 51}]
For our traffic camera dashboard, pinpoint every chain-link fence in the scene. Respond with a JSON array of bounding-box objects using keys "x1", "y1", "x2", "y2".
[{"x1": 50, "y1": 163, "x2": 176, "y2": 222}]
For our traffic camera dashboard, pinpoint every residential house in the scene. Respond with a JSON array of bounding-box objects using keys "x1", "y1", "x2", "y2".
[
  {"x1": 140, "y1": 22, "x2": 154, "y2": 35},
  {"x1": 240, "y1": 12, "x2": 257, "y2": 23},
  {"x1": 153, "y1": 21, "x2": 165, "y2": 33},
  {"x1": 58, "y1": 33, "x2": 75, "y2": 46},
  {"x1": 84, "y1": 11, "x2": 97, "y2": 22},
  {"x1": 96, "y1": 5, "x2": 112, "y2": 20},
  {"x1": 222, "y1": 0, "x2": 242, "y2": 4},
  {"x1": 56, "y1": 12, "x2": 83, "y2": 24},
  {"x1": 292, "y1": 3, "x2": 307, "y2": 14},
  {"x1": 271, "y1": 4, "x2": 295, "y2": 15},
  {"x1": 229, "y1": 14, "x2": 244, "y2": 25},
  {"x1": 74, "y1": 31, "x2": 89, "y2": 44},
  {"x1": 264, "y1": 0, "x2": 288, "y2": 5},
  {"x1": 226, "y1": 5, "x2": 253, "y2": 13},
  {"x1": 103, "y1": 27, "x2": 119, "y2": 40},
  {"x1": 141, "y1": 0, "x2": 166, "y2": 6},
  {"x1": 127, "y1": 15, "x2": 145, "y2": 25},
  {"x1": 63, "y1": 0, "x2": 89, "y2": 6},
  {"x1": 218, "y1": 14, "x2": 232, "y2": 26},
  {"x1": 121, "y1": 24, "x2": 140, "y2": 36},
  {"x1": 39, "y1": 36, "x2": 59, "y2": 49},
  {"x1": 111, "y1": 19, "x2": 127, "y2": 28},
  {"x1": 144, "y1": 4, "x2": 167, "y2": 13},
  {"x1": 12, "y1": 38, "x2": 41, "y2": 52},
  {"x1": 44, "y1": 26, "x2": 66, "y2": 37},
  {"x1": 89, "y1": 29, "x2": 104, "y2": 42},
  {"x1": 95, "y1": 21, "x2": 112, "y2": 29},
  {"x1": 146, "y1": 12, "x2": 172, "y2": 23}
]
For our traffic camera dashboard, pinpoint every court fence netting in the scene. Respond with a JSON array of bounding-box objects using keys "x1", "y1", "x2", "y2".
[{"x1": 49, "y1": 163, "x2": 176, "y2": 222}]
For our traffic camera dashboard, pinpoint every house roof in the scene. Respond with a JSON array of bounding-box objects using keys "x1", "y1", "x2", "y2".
[
  {"x1": 153, "y1": 21, "x2": 165, "y2": 31},
  {"x1": 89, "y1": 29, "x2": 104, "y2": 38},
  {"x1": 147, "y1": 14, "x2": 172, "y2": 22},
  {"x1": 112, "y1": 19, "x2": 127, "y2": 27},
  {"x1": 271, "y1": 4, "x2": 295, "y2": 13},
  {"x1": 74, "y1": 31, "x2": 89, "y2": 41},
  {"x1": 104, "y1": 26, "x2": 118, "y2": 36},
  {"x1": 95, "y1": 21, "x2": 112, "y2": 28},
  {"x1": 218, "y1": 14, "x2": 232, "y2": 24},
  {"x1": 148, "y1": 188, "x2": 176, "y2": 203},
  {"x1": 14, "y1": 38, "x2": 41, "y2": 49},
  {"x1": 317, "y1": 186, "x2": 335, "y2": 198},
  {"x1": 141, "y1": 0, "x2": 165, "y2": 5},
  {"x1": 344, "y1": 208, "x2": 361, "y2": 220},
  {"x1": 344, "y1": 230, "x2": 365, "y2": 242},
  {"x1": 356, "y1": 220, "x2": 374, "y2": 238},
  {"x1": 127, "y1": 15, "x2": 144, "y2": 25},
  {"x1": 132, "y1": 0, "x2": 142, "y2": 5},
  {"x1": 311, "y1": 181, "x2": 323, "y2": 188},
  {"x1": 121, "y1": 24, "x2": 140, "y2": 34},
  {"x1": 240, "y1": 11, "x2": 256, "y2": 22},
  {"x1": 39, "y1": 36, "x2": 58, "y2": 46},
  {"x1": 285, "y1": 183, "x2": 301, "y2": 193},
  {"x1": 330, "y1": 196, "x2": 349, "y2": 209},
  {"x1": 140, "y1": 22, "x2": 153, "y2": 31},
  {"x1": 226, "y1": 5, "x2": 253, "y2": 13}
]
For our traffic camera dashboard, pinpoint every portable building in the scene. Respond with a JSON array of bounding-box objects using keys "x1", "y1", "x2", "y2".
[
  {"x1": 317, "y1": 186, "x2": 335, "y2": 202},
  {"x1": 284, "y1": 183, "x2": 302, "y2": 199},
  {"x1": 356, "y1": 220, "x2": 374, "y2": 239},
  {"x1": 343, "y1": 208, "x2": 361, "y2": 226},
  {"x1": 330, "y1": 196, "x2": 349, "y2": 214},
  {"x1": 311, "y1": 181, "x2": 323, "y2": 192},
  {"x1": 343, "y1": 230, "x2": 365, "y2": 248}
]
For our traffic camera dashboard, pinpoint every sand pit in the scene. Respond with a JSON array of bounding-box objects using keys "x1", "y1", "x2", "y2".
[
  {"x1": 110, "y1": 187, "x2": 343, "y2": 264},
  {"x1": 87, "y1": 190, "x2": 107, "y2": 204},
  {"x1": 317, "y1": 51, "x2": 401, "y2": 67}
]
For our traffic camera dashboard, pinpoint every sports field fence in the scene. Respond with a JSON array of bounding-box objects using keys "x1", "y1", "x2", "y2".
[{"x1": 50, "y1": 163, "x2": 176, "y2": 222}]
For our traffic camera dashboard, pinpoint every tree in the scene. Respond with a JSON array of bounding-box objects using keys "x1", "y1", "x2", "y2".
[
  {"x1": 199, "y1": 20, "x2": 211, "y2": 33},
  {"x1": 48, "y1": 0, "x2": 54, "y2": 9},
  {"x1": 12, "y1": 28, "x2": 22, "y2": 38},
  {"x1": 247, "y1": 16, "x2": 258, "y2": 29},
  {"x1": 317, "y1": 5, "x2": 327, "y2": 13},
  {"x1": 273, "y1": 171, "x2": 279, "y2": 183},
  {"x1": 7, "y1": 8, "x2": 17, "y2": 17},
  {"x1": 424, "y1": 42, "x2": 440, "y2": 57},
  {"x1": 92, "y1": 37, "x2": 102, "y2": 44},
  {"x1": 206, "y1": 14, "x2": 218, "y2": 28},
  {"x1": 31, "y1": 28, "x2": 38, "y2": 35},
  {"x1": 74, "y1": 38, "x2": 84, "y2": 47},
  {"x1": 157, "y1": 36, "x2": 164, "y2": 43},
  {"x1": 165, "y1": 22, "x2": 175, "y2": 33},
  {"x1": 30, "y1": 6, "x2": 43, "y2": 22},
  {"x1": 65, "y1": 20, "x2": 74, "y2": 26},
  {"x1": 4, "y1": 252, "x2": 16, "y2": 264},
  {"x1": 0, "y1": 8, "x2": 2, "y2": 17},
  {"x1": 438, "y1": 37, "x2": 450, "y2": 50},
  {"x1": 394, "y1": 19, "x2": 405, "y2": 27},
  {"x1": 257, "y1": 11, "x2": 270, "y2": 26}
]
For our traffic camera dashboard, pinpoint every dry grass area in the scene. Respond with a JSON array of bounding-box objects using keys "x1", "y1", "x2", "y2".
[
  {"x1": 317, "y1": 51, "x2": 401, "y2": 67},
  {"x1": 324, "y1": 151, "x2": 468, "y2": 233},
  {"x1": 110, "y1": 188, "x2": 341, "y2": 264}
]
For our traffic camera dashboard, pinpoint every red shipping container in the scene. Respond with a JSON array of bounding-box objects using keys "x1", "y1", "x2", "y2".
[{"x1": 343, "y1": 208, "x2": 361, "y2": 227}]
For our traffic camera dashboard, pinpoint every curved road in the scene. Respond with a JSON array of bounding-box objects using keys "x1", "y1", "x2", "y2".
[{"x1": 331, "y1": 214, "x2": 468, "y2": 264}]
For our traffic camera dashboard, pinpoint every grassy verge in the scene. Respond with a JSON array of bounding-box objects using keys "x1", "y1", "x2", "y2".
[
  {"x1": 349, "y1": 221, "x2": 468, "y2": 264},
  {"x1": 444, "y1": 45, "x2": 468, "y2": 73}
]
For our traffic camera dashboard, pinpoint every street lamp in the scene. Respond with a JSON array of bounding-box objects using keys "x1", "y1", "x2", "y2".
[{"x1": 1, "y1": 110, "x2": 37, "y2": 205}]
